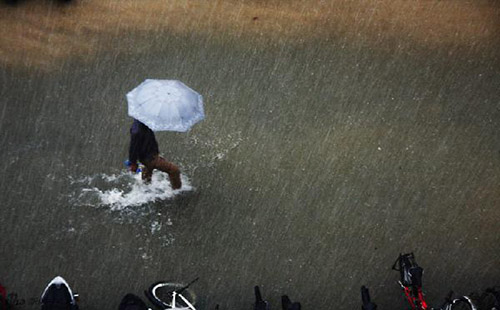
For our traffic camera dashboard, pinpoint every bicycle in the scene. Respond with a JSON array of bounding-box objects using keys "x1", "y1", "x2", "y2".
[
  {"x1": 361, "y1": 285, "x2": 377, "y2": 310},
  {"x1": 432, "y1": 291, "x2": 477, "y2": 310},
  {"x1": 392, "y1": 253, "x2": 479, "y2": 310},
  {"x1": 145, "y1": 278, "x2": 198, "y2": 310},
  {"x1": 472, "y1": 287, "x2": 500, "y2": 310},
  {"x1": 392, "y1": 253, "x2": 428, "y2": 310},
  {"x1": 41, "y1": 276, "x2": 79, "y2": 310},
  {"x1": 253, "y1": 286, "x2": 270, "y2": 310},
  {"x1": 484, "y1": 287, "x2": 500, "y2": 310}
]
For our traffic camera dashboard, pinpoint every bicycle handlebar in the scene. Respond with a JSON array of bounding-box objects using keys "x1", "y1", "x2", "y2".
[{"x1": 176, "y1": 277, "x2": 199, "y2": 295}]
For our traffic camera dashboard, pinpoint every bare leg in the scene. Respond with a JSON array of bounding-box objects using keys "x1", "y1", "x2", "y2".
[
  {"x1": 141, "y1": 162, "x2": 153, "y2": 184},
  {"x1": 151, "y1": 156, "x2": 182, "y2": 190}
]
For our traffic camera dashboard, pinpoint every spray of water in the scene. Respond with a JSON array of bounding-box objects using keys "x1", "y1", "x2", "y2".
[{"x1": 71, "y1": 170, "x2": 193, "y2": 211}]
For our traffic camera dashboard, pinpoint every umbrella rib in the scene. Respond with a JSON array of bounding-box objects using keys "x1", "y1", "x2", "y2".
[{"x1": 141, "y1": 96, "x2": 159, "y2": 106}]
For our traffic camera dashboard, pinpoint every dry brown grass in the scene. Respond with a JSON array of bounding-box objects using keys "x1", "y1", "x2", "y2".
[{"x1": 0, "y1": 0, "x2": 498, "y2": 69}]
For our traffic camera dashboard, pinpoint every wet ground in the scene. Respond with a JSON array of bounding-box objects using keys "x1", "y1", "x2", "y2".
[{"x1": 0, "y1": 1, "x2": 499, "y2": 309}]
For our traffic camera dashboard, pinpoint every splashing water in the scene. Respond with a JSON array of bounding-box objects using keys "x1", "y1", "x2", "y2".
[{"x1": 72, "y1": 170, "x2": 193, "y2": 211}]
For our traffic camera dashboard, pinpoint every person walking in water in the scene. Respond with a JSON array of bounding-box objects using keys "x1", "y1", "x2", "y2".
[{"x1": 128, "y1": 119, "x2": 182, "y2": 190}]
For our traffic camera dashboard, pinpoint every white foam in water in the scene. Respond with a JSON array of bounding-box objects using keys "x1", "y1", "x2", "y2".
[{"x1": 78, "y1": 171, "x2": 192, "y2": 210}]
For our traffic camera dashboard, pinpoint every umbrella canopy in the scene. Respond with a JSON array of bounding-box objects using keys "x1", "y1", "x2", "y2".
[{"x1": 127, "y1": 79, "x2": 204, "y2": 132}]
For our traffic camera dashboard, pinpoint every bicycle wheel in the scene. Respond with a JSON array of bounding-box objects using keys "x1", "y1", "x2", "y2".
[
  {"x1": 446, "y1": 297, "x2": 477, "y2": 310},
  {"x1": 145, "y1": 281, "x2": 197, "y2": 310}
]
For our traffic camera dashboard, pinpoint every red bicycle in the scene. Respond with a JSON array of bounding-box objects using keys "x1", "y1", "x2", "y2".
[{"x1": 392, "y1": 253, "x2": 428, "y2": 310}]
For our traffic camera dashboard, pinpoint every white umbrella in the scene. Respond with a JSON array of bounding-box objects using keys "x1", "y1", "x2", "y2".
[{"x1": 127, "y1": 79, "x2": 204, "y2": 132}]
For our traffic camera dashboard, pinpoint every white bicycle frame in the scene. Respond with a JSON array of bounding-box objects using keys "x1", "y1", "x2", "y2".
[{"x1": 171, "y1": 291, "x2": 196, "y2": 310}]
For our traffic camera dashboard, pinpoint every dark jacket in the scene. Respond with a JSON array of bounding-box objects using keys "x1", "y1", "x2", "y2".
[{"x1": 129, "y1": 120, "x2": 159, "y2": 164}]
